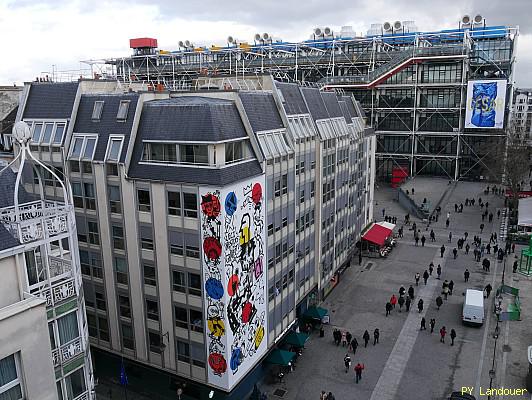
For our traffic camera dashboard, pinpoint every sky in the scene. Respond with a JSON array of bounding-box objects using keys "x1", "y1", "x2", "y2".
[{"x1": 1, "y1": 0, "x2": 531, "y2": 87}]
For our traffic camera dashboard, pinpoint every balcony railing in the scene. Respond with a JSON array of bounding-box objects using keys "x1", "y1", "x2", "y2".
[
  {"x1": 38, "y1": 278, "x2": 76, "y2": 307},
  {"x1": 73, "y1": 392, "x2": 89, "y2": 400},
  {"x1": 51, "y1": 336, "x2": 84, "y2": 367}
]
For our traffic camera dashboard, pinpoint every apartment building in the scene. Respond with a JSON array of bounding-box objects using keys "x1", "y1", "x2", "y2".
[
  {"x1": 14, "y1": 76, "x2": 374, "y2": 399},
  {"x1": 513, "y1": 88, "x2": 532, "y2": 140},
  {"x1": 0, "y1": 124, "x2": 94, "y2": 400}
]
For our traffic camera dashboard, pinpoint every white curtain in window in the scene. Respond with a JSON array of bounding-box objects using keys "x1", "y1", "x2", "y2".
[{"x1": 58, "y1": 312, "x2": 80, "y2": 345}]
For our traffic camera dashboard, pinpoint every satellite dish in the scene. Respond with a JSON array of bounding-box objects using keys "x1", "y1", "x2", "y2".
[{"x1": 12, "y1": 121, "x2": 31, "y2": 144}]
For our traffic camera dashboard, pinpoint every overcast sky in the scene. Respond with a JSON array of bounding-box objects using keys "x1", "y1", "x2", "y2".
[{"x1": 1, "y1": 0, "x2": 531, "y2": 87}]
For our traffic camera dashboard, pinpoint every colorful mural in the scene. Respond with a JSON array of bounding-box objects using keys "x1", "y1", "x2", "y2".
[{"x1": 200, "y1": 176, "x2": 267, "y2": 390}]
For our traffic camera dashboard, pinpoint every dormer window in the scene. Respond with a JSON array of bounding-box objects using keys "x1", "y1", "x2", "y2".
[
  {"x1": 92, "y1": 101, "x2": 104, "y2": 120},
  {"x1": 117, "y1": 100, "x2": 130, "y2": 121},
  {"x1": 69, "y1": 134, "x2": 98, "y2": 161},
  {"x1": 106, "y1": 136, "x2": 124, "y2": 162}
]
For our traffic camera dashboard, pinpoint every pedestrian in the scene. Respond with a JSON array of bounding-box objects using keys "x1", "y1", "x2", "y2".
[
  {"x1": 512, "y1": 243, "x2": 515, "y2": 253},
  {"x1": 398, "y1": 226, "x2": 403, "y2": 238},
  {"x1": 430, "y1": 230, "x2": 435, "y2": 242},
  {"x1": 421, "y1": 235, "x2": 426, "y2": 247},
  {"x1": 417, "y1": 298, "x2": 424, "y2": 313},
  {"x1": 448, "y1": 280, "x2": 454, "y2": 295},
  {"x1": 320, "y1": 391, "x2": 327, "y2": 400},
  {"x1": 344, "y1": 354, "x2": 351, "y2": 373},
  {"x1": 436, "y1": 296, "x2": 443, "y2": 310},
  {"x1": 346, "y1": 331, "x2": 352, "y2": 346},
  {"x1": 405, "y1": 296, "x2": 411, "y2": 312},
  {"x1": 363, "y1": 330, "x2": 370, "y2": 347},
  {"x1": 453, "y1": 248, "x2": 458, "y2": 259},
  {"x1": 464, "y1": 268, "x2": 470, "y2": 282},
  {"x1": 446, "y1": 218, "x2": 450, "y2": 228},
  {"x1": 485, "y1": 283, "x2": 492, "y2": 298},
  {"x1": 442, "y1": 284, "x2": 449, "y2": 300},
  {"x1": 448, "y1": 232, "x2": 452, "y2": 243},
  {"x1": 465, "y1": 243, "x2": 470, "y2": 254},
  {"x1": 354, "y1": 362, "x2": 364, "y2": 383},
  {"x1": 430, "y1": 318, "x2": 436, "y2": 333},
  {"x1": 412, "y1": 222, "x2": 417, "y2": 232},
  {"x1": 450, "y1": 329, "x2": 456, "y2": 346},
  {"x1": 382, "y1": 208, "x2": 385, "y2": 218},
  {"x1": 399, "y1": 286, "x2": 406, "y2": 297},
  {"x1": 436, "y1": 264, "x2": 442, "y2": 279},
  {"x1": 385, "y1": 302, "x2": 392, "y2": 316},
  {"x1": 486, "y1": 243, "x2": 491, "y2": 254},
  {"x1": 454, "y1": 203, "x2": 458, "y2": 212},
  {"x1": 390, "y1": 294, "x2": 397, "y2": 309},
  {"x1": 447, "y1": 211, "x2": 450, "y2": 219},
  {"x1": 440, "y1": 326, "x2": 446, "y2": 343},
  {"x1": 440, "y1": 245, "x2": 445, "y2": 258},
  {"x1": 350, "y1": 337, "x2": 358, "y2": 355},
  {"x1": 429, "y1": 263, "x2": 434, "y2": 275},
  {"x1": 408, "y1": 285, "x2": 415, "y2": 299},
  {"x1": 415, "y1": 272, "x2": 421, "y2": 286},
  {"x1": 497, "y1": 210, "x2": 501, "y2": 219},
  {"x1": 420, "y1": 317, "x2": 426, "y2": 330},
  {"x1": 480, "y1": 223, "x2": 484, "y2": 233},
  {"x1": 415, "y1": 236, "x2": 419, "y2": 246},
  {"x1": 513, "y1": 260, "x2": 518, "y2": 273},
  {"x1": 341, "y1": 330, "x2": 347, "y2": 347},
  {"x1": 464, "y1": 232, "x2": 468, "y2": 240},
  {"x1": 373, "y1": 328, "x2": 379, "y2": 345},
  {"x1": 327, "y1": 392, "x2": 335, "y2": 400},
  {"x1": 412, "y1": 187, "x2": 415, "y2": 195},
  {"x1": 423, "y1": 270, "x2": 429, "y2": 285},
  {"x1": 398, "y1": 295, "x2": 405, "y2": 312}
]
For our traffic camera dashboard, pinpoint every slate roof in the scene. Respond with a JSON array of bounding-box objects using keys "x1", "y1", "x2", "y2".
[
  {"x1": 239, "y1": 92, "x2": 284, "y2": 132},
  {"x1": 300, "y1": 87, "x2": 329, "y2": 121},
  {"x1": 274, "y1": 82, "x2": 309, "y2": 116},
  {"x1": 73, "y1": 93, "x2": 139, "y2": 162},
  {"x1": 342, "y1": 96, "x2": 359, "y2": 120},
  {"x1": 23, "y1": 82, "x2": 78, "y2": 120},
  {"x1": 321, "y1": 91, "x2": 343, "y2": 118},
  {"x1": 338, "y1": 101, "x2": 352, "y2": 124},
  {"x1": 136, "y1": 97, "x2": 248, "y2": 142}
]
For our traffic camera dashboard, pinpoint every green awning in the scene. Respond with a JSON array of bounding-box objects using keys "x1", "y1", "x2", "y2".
[
  {"x1": 283, "y1": 331, "x2": 309, "y2": 348},
  {"x1": 265, "y1": 349, "x2": 296, "y2": 366},
  {"x1": 302, "y1": 306, "x2": 328, "y2": 320}
]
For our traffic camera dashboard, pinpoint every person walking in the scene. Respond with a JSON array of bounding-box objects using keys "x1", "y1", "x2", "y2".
[
  {"x1": 448, "y1": 232, "x2": 452, "y2": 243},
  {"x1": 422, "y1": 270, "x2": 429, "y2": 285},
  {"x1": 341, "y1": 331, "x2": 347, "y2": 347},
  {"x1": 480, "y1": 223, "x2": 484, "y2": 234},
  {"x1": 440, "y1": 326, "x2": 447, "y2": 343},
  {"x1": 465, "y1": 243, "x2": 470, "y2": 255},
  {"x1": 429, "y1": 263, "x2": 434, "y2": 275},
  {"x1": 437, "y1": 264, "x2": 442, "y2": 279},
  {"x1": 485, "y1": 283, "x2": 492, "y2": 298},
  {"x1": 420, "y1": 317, "x2": 426, "y2": 330},
  {"x1": 415, "y1": 236, "x2": 419, "y2": 246},
  {"x1": 450, "y1": 329, "x2": 456, "y2": 346},
  {"x1": 415, "y1": 272, "x2": 421, "y2": 286},
  {"x1": 373, "y1": 328, "x2": 380, "y2": 345},
  {"x1": 405, "y1": 296, "x2": 411, "y2": 312},
  {"x1": 448, "y1": 280, "x2": 454, "y2": 295},
  {"x1": 446, "y1": 218, "x2": 450, "y2": 228},
  {"x1": 417, "y1": 298, "x2": 424, "y2": 313},
  {"x1": 327, "y1": 392, "x2": 335, "y2": 400},
  {"x1": 390, "y1": 294, "x2": 397, "y2": 309},
  {"x1": 363, "y1": 330, "x2": 370, "y2": 348},
  {"x1": 453, "y1": 248, "x2": 458, "y2": 259},
  {"x1": 497, "y1": 209, "x2": 501, "y2": 219},
  {"x1": 320, "y1": 391, "x2": 327, "y2": 400},
  {"x1": 442, "y1": 283, "x2": 449, "y2": 300},
  {"x1": 436, "y1": 296, "x2": 443, "y2": 310},
  {"x1": 430, "y1": 318, "x2": 436, "y2": 333},
  {"x1": 382, "y1": 208, "x2": 385, "y2": 218},
  {"x1": 350, "y1": 337, "x2": 358, "y2": 355},
  {"x1": 408, "y1": 285, "x2": 415, "y2": 300},
  {"x1": 398, "y1": 295, "x2": 405, "y2": 312},
  {"x1": 430, "y1": 230, "x2": 435, "y2": 242},
  {"x1": 440, "y1": 245, "x2": 445, "y2": 258},
  {"x1": 344, "y1": 354, "x2": 351, "y2": 373},
  {"x1": 385, "y1": 302, "x2": 392, "y2": 316},
  {"x1": 354, "y1": 362, "x2": 364, "y2": 384},
  {"x1": 399, "y1": 286, "x2": 406, "y2": 297}
]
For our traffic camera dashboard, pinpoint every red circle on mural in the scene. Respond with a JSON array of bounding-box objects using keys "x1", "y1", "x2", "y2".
[
  {"x1": 252, "y1": 183, "x2": 262, "y2": 204},
  {"x1": 227, "y1": 274, "x2": 239, "y2": 297},
  {"x1": 242, "y1": 301, "x2": 253, "y2": 324},
  {"x1": 203, "y1": 237, "x2": 222, "y2": 260},
  {"x1": 201, "y1": 193, "x2": 221, "y2": 218},
  {"x1": 208, "y1": 353, "x2": 227, "y2": 375}
]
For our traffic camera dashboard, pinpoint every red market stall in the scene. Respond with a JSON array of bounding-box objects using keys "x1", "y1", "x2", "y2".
[{"x1": 361, "y1": 222, "x2": 395, "y2": 257}]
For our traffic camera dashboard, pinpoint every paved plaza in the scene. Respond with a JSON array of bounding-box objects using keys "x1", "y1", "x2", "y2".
[{"x1": 262, "y1": 179, "x2": 532, "y2": 400}]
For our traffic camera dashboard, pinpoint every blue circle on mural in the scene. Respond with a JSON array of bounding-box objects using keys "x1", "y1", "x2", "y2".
[
  {"x1": 230, "y1": 348, "x2": 243, "y2": 372},
  {"x1": 205, "y1": 278, "x2": 224, "y2": 300},
  {"x1": 225, "y1": 192, "x2": 238, "y2": 216}
]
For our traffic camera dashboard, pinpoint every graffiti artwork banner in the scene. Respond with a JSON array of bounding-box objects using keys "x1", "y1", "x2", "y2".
[
  {"x1": 465, "y1": 79, "x2": 507, "y2": 129},
  {"x1": 200, "y1": 175, "x2": 267, "y2": 390}
]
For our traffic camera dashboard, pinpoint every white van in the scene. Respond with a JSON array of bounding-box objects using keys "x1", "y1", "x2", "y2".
[{"x1": 462, "y1": 289, "x2": 485, "y2": 325}]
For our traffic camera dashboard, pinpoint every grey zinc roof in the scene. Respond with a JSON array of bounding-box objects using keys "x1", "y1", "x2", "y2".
[
  {"x1": 354, "y1": 100, "x2": 367, "y2": 118},
  {"x1": 127, "y1": 159, "x2": 263, "y2": 186},
  {"x1": 137, "y1": 97, "x2": 247, "y2": 142},
  {"x1": 73, "y1": 93, "x2": 139, "y2": 162},
  {"x1": 23, "y1": 82, "x2": 78, "y2": 119},
  {"x1": 239, "y1": 92, "x2": 284, "y2": 132},
  {"x1": 300, "y1": 87, "x2": 329, "y2": 121},
  {"x1": 338, "y1": 101, "x2": 352, "y2": 124},
  {"x1": 0, "y1": 224, "x2": 20, "y2": 251},
  {"x1": 321, "y1": 91, "x2": 343, "y2": 118},
  {"x1": 341, "y1": 96, "x2": 358, "y2": 120},
  {"x1": 274, "y1": 82, "x2": 309, "y2": 115},
  {"x1": 0, "y1": 168, "x2": 33, "y2": 208}
]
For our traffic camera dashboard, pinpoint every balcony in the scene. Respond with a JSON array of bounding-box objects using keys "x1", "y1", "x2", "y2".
[
  {"x1": 51, "y1": 336, "x2": 84, "y2": 367},
  {"x1": 38, "y1": 278, "x2": 76, "y2": 307}
]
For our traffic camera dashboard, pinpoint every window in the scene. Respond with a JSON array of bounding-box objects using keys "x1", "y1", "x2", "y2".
[
  {"x1": 225, "y1": 141, "x2": 244, "y2": 164},
  {"x1": 106, "y1": 136, "x2": 124, "y2": 162},
  {"x1": 146, "y1": 299, "x2": 159, "y2": 321},
  {"x1": 169, "y1": 230, "x2": 184, "y2": 256},
  {"x1": 167, "y1": 191, "x2": 181, "y2": 216},
  {"x1": 190, "y1": 309, "x2": 203, "y2": 333},
  {"x1": 57, "y1": 312, "x2": 80, "y2": 345},
  {"x1": 114, "y1": 257, "x2": 128, "y2": 285},
  {"x1": 111, "y1": 225, "x2": 124, "y2": 250},
  {"x1": 53, "y1": 123, "x2": 65, "y2": 145},
  {"x1": 87, "y1": 314, "x2": 97, "y2": 338},
  {"x1": 95, "y1": 290, "x2": 106, "y2": 311},
  {"x1": 143, "y1": 264, "x2": 157, "y2": 286},
  {"x1": 72, "y1": 182, "x2": 83, "y2": 208},
  {"x1": 300, "y1": 189, "x2": 305, "y2": 204},
  {"x1": 172, "y1": 270, "x2": 186, "y2": 293},
  {"x1": 70, "y1": 137, "x2": 84, "y2": 158},
  {"x1": 174, "y1": 306, "x2": 188, "y2": 329},
  {"x1": 41, "y1": 123, "x2": 54, "y2": 144},
  {"x1": 98, "y1": 317, "x2": 110, "y2": 341},
  {"x1": 65, "y1": 367, "x2": 86, "y2": 400},
  {"x1": 180, "y1": 144, "x2": 209, "y2": 165},
  {"x1": 122, "y1": 323, "x2": 134, "y2": 350},
  {"x1": 92, "y1": 101, "x2": 104, "y2": 120},
  {"x1": 137, "y1": 189, "x2": 151, "y2": 212},
  {"x1": 108, "y1": 185, "x2": 121, "y2": 213},
  {"x1": 183, "y1": 193, "x2": 197, "y2": 218},
  {"x1": 176, "y1": 340, "x2": 190, "y2": 363},
  {"x1": 118, "y1": 295, "x2": 131, "y2": 318},
  {"x1": 117, "y1": 100, "x2": 130, "y2": 121},
  {"x1": 84, "y1": 183, "x2": 96, "y2": 209},
  {"x1": 140, "y1": 227, "x2": 154, "y2": 251},
  {"x1": 88, "y1": 221, "x2": 99, "y2": 244},
  {"x1": 188, "y1": 273, "x2": 201, "y2": 296},
  {"x1": 190, "y1": 342, "x2": 206, "y2": 367},
  {"x1": 142, "y1": 143, "x2": 177, "y2": 163},
  {"x1": 0, "y1": 354, "x2": 23, "y2": 400},
  {"x1": 32, "y1": 123, "x2": 43, "y2": 142},
  {"x1": 69, "y1": 135, "x2": 98, "y2": 161},
  {"x1": 107, "y1": 163, "x2": 119, "y2": 176},
  {"x1": 149, "y1": 331, "x2": 162, "y2": 353},
  {"x1": 281, "y1": 174, "x2": 288, "y2": 194}
]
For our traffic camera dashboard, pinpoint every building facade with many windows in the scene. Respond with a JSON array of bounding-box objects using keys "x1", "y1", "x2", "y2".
[{"x1": 14, "y1": 76, "x2": 374, "y2": 399}]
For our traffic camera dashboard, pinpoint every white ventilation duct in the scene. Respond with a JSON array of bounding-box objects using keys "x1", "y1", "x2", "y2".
[
  {"x1": 178, "y1": 41, "x2": 185, "y2": 48},
  {"x1": 383, "y1": 22, "x2": 393, "y2": 32},
  {"x1": 254, "y1": 33, "x2": 262, "y2": 42},
  {"x1": 323, "y1": 27, "x2": 332, "y2": 37},
  {"x1": 473, "y1": 14, "x2": 483, "y2": 25},
  {"x1": 393, "y1": 21, "x2": 402, "y2": 32},
  {"x1": 461, "y1": 14, "x2": 471, "y2": 28},
  {"x1": 314, "y1": 27, "x2": 323, "y2": 37}
]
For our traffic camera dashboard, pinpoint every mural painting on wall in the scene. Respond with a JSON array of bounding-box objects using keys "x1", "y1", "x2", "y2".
[{"x1": 200, "y1": 177, "x2": 267, "y2": 389}]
